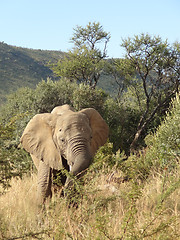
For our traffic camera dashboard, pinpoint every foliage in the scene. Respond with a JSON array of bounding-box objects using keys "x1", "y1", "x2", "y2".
[
  {"x1": 120, "y1": 94, "x2": 180, "y2": 181},
  {"x1": 72, "y1": 83, "x2": 107, "y2": 113},
  {"x1": 2, "y1": 75, "x2": 173, "y2": 157},
  {"x1": 113, "y1": 34, "x2": 180, "y2": 150},
  {"x1": 105, "y1": 58, "x2": 136, "y2": 99},
  {"x1": 2, "y1": 77, "x2": 145, "y2": 154},
  {"x1": 0, "y1": 31, "x2": 180, "y2": 239},
  {"x1": 52, "y1": 22, "x2": 110, "y2": 87},
  {"x1": 71, "y1": 21, "x2": 110, "y2": 52},
  {"x1": 145, "y1": 94, "x2": 180, "y2": 170},
  {"x1": 1, "y1": 79, "x2": 126, "y2": 152},
  {"x1": 2, "y1": 77, "x2": 108, "y2": 115},
  {"x1": 0, "y1": 88, "x2": 180, "y2": 240},
  {"x1": 0, "y1": 77, "x2": 108, "y2": 124},
  {"x1": 92, "y1": 142, "x2": 119, "y2": 169},
  {"x1": 33, "y1": 78, "x2": 76, "y2": 113},
  {"x1": 0, "y1": 117, "x2": 32, "y2": 190},
  {"x1": 103, "y1": 98, "x2": 140, "y2": 153}
]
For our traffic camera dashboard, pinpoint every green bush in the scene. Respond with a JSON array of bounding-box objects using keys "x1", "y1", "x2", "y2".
[
  {"x1": 33, "y1": 78, "x2": 76, "y2": 113},
  {"x1": 72, "y1": 83, "x2": 107, "y2": 114},
  {"x1": 103, "y1": 97, "x2": 141, "y2": 153},
  {"x1": 120, "y1": 94, "x2": 180, "y2": 181},
  {"x1": 145, "y1": 94, "x2": 180, "y2": 170},
  {"x1": 0, "y1": 118, "x2": 32, "y2": 190},
  {"x1": 0, "y1": 87, "x2": 35, "y2": 123}
]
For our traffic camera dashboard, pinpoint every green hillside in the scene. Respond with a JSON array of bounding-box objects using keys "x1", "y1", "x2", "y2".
[
  {"x1": 0, "y1": 42, "x2": 64, "y2": 104},
  {"x1": 0, "y1": 42, "x2": 117, "y2": 105}
]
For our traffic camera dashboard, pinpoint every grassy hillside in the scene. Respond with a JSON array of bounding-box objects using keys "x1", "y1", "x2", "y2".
[
  {"x1": 0, "y1": 42, "x2": 117, "y2": 105},
  {"x1": 0, "y1": 42, "x2": 64, "y2": 104}
]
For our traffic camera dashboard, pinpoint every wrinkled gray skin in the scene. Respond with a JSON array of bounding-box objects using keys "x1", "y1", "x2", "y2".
[{"x1": 21, "y1": 105, "x2": 109, "y2": 204}]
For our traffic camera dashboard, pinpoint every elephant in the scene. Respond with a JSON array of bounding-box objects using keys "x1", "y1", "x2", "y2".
[{"x1": 20, "y1": 104, "x2": 109, "y2": 204}]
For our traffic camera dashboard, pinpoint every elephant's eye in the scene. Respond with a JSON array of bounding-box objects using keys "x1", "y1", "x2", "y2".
[{"x1": 59, "y1": 129, "x2": 62, "y2": 132}]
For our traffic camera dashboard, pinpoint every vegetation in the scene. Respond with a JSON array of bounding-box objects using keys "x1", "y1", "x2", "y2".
[
  {"x1": 0, "y1": 169, "x2": 180, "y2": 239},
  {"x1": 0, "y1": 41, "x2": 66, "y2": 105},
  {"x1": 52, "y1": 22, "x2": 111, "y2": 88},
  {"x1": 0, "y1": 41, "x2": 116, "y2": 105},
  {"x1": 0, "y1": 22, "x2": 180, "y2": 239},
  {"x1": 0, "y1": 96, "x2": 180, "y2": 239},
  {"x1": 108, "y1": 34, "x2": 180, "y2": 150},
  {"x1": 0, "y1": 116, "x2": 32, "y2": 190},
  {"x1": 0, "y1": 78, "x2": 143, "y2": 154}
]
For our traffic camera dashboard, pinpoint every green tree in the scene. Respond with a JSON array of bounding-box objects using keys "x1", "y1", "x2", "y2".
[
  {"x1": 115, "y1": 33, "x2": 180, "y2": 151},
  {"x1": 72, "y1": 83, "x2": 107, "y2": 113},
  {"x1": 0, "y1": 117, "x2": 32, "y2": 190},
  {"x1": 52, "y1": 22, "x2": 110, "y2": 88},
  {"x1": 105, "y1": 58, "x2": 136, "y2": 100}
]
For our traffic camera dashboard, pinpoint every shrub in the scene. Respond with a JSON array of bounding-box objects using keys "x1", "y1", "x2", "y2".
[
  {"x1": 145, "y1": 94, "x2": 180, "y2": 171},
  {"x1": 120, "y1": 94, "x2": 180, "y2": 181},
  {"x1": 0, "y1": 118, "x2": 32, "y2": 190},
  {"x1": 72, "y1": 83, "x2": 107, "y2": 114},
  {"x1": 33, "y1": 78, "x2": 76, "y2": 113}
]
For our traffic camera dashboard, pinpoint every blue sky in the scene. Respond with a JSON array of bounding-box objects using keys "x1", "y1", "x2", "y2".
[{"x1": 1, "y1": 0, "x2": 180, "y2": 58}]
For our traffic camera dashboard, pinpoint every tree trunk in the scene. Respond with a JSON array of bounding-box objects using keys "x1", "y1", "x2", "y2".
[
  {"x1": 130, "y1": 128, "x2": 143, "y2": 152},
  {"x1": 129, "y1": 92, "x2": 176, "y2": 152}
]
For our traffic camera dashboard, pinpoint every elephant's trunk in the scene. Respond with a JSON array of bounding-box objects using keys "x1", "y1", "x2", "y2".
[
  {"x1": 71, "y1": 153, "x2": 92, "y2": 176},
  {"x1": 67, "y1": 136, "x2": 92, "y2": 176}
]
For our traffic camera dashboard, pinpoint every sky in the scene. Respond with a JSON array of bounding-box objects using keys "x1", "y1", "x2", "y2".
[{"x1": 0, "y1": 0, "x2": 180, "y2": 58}]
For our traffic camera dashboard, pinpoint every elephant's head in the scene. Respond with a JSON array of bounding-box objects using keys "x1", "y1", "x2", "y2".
[{"x1": 20, "y1": 105, "x2": 109, "y2": 178}]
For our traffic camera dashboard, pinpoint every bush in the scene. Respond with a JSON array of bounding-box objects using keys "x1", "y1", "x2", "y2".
[
  {"x1": 33, "y1": 78, "x2": 76, "y2": 113},
  {"x1": 145, "y1": 94, "x2": 180, "y2": 171},
  {"x1": 72, "y1": 83, "x2": 107, "y2": 114},
  {"x1": 120, "y1": 94, "x2": 180, "y2": 181},
  {"x1": 0, "y1": 118, "x2": 32, "y2": 190},
  {"x1": 0, "y1": 87, "x2": 35, "y2": 123}
]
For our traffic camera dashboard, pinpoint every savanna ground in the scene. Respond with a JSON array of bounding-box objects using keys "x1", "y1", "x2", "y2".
[{"x1": 0, "y1": 157, "x2": 180, "y2": 240}]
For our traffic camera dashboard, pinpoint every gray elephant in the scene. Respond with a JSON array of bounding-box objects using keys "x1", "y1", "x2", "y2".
[{"x1": 20, "y1": 105, "x2": 109, "y2": 204}]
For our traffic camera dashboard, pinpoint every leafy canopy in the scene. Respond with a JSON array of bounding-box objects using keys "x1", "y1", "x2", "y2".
[
  {"x1": 111, "y1": 33, "x2": 180, "y2": 150},
  {"x1": 71, "y1": 21, "x2": 110, "y2": 53},
  {"x1": 52, "y1": 22, "x2": 110, "y2": 88}
]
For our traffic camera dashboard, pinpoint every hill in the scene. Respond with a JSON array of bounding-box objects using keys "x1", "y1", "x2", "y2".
[
  {"x1": 0, "y1": 42, "x2": 64, "y2": 104},
  {"x1": 0, "y1": 42, "x2": 117, "y2": 105}
]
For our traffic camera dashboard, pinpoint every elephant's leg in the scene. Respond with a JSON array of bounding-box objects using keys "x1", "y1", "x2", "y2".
[{"x1": 37, "y1": 160, "x2": 52, "y2": 205}]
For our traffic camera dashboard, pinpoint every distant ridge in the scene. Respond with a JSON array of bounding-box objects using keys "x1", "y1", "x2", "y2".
[
  {"x1": 0, "y1": 42, "x2": 64, "y2": 104},
  {"x1": 0, "y1": 42, "x2": 117, "y2": 105}
]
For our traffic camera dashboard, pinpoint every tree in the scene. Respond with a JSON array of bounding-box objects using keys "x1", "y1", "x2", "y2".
[
  {"x1": 0, "y1": 117, "x2": 32, "y2": 190},
  {"x1": 52, "y1": 22, "x2": 110, "y2": 88},
  {"x1": 116, "y1": 34, "x2": 180, "y2": 151},
  {"x1": 105, "y1": 58, "x2": 136, "y2": 100}
]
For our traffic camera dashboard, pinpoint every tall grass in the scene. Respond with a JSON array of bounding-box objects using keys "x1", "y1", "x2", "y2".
[{"x1": 0, "y1": 166, "x2": 179, "y2": 240}]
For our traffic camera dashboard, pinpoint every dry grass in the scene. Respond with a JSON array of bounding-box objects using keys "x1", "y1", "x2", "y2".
[{"x1": 0, "y1": 169, "x2": 180, "y2": 240}]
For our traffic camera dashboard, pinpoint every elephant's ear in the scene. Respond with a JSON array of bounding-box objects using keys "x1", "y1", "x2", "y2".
[
  {"x1": 20, "y1": 113, "x2": 62, "y2": 170},
  {"x1": 51, "y1": 104, "x2": 74, "y2": 115},
  {"x1": 80, "y1": 108, "x2": 109, "y2": 156}
]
